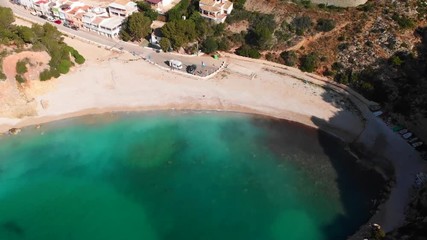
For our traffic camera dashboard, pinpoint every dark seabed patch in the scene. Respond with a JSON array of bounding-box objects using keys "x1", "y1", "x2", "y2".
[{"x1": 0, "y1": 112, "x2": 385, "y2": 240}]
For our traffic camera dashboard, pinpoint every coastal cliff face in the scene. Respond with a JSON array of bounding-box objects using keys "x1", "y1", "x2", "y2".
[{"x1": 310, "y1": 0, "x2": 368, "y2": 7}]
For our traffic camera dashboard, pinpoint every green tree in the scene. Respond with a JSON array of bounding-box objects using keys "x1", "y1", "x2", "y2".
[
  {"x1": 161, "y1": 19, "x2": 197, "y2": 49},
  {"x1": 300, "y1": 52, "x2": 318, "y2": 72},
  {"x1": 159, "y1": 37, "x2": 171, "y2": 52},
  {"x1": 201, "y1": 37, "x2": 218, "y2": 53},
  {"x1": 136, "y1": 1, "x2": 158, "y2": 21},
  {"x1": 120, "y1": 12, "x2": 152, "y2": 42},
  {"x1": 253, "y1": 27, "x2": 272, "y2": 49},
  {"x1": 167, "y1": 0, "x2": 191, "y2": 21},
  {"x1": 0, "y1": 7, "x2": 14, "y2": 29},
  {"x1": 16, "y1": 26, "x2": 37, "y2": 44}
]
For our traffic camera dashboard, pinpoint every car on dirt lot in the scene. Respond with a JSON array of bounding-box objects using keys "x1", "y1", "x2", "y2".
[{"x1": 186, "y1": 64, "x2": 197, "y2": 74}]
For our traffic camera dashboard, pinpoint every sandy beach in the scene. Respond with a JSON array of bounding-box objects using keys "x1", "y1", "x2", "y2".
[{"x1": 0, "y1": 31, "x2": 363, "y2": 142}]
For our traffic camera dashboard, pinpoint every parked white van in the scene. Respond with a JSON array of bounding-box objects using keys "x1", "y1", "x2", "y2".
[{"x1": 169, "y1": 60, "x2": 182, "y2": 70}]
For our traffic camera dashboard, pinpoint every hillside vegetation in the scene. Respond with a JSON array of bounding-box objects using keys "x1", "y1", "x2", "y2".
[{"x1": 0, "y1": 7, "x2": 85, "y2": 82}]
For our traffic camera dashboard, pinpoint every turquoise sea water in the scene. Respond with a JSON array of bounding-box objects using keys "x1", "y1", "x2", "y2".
[{"x1": 0, "y1": 112, "x2": 384, "y2": 240}]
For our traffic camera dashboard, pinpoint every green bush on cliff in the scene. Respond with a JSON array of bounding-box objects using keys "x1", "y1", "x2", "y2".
[{"x1": 16, "y1": 60, "x2": 28, "y2": 74}]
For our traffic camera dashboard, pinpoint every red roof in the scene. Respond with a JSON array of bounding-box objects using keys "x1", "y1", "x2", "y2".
[
  {"x1": 35, "y1": 0, "x2": 48, "y2": 4},
  {"x1": 146, "y1": 0, "x2": 161, "y2": 4}
]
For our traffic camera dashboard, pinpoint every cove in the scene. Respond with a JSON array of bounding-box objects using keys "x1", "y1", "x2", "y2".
[{"x1": 0, "y1": 112, "x2": 384, "y2": 240}]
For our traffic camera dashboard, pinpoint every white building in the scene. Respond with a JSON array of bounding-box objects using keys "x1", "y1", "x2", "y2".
[
  {"x1": 98, "y1": 17, "x2": 124, "y2": 38},
  {"x1": 107, "y1": 0, "x2": 137, "y2": 17},
  {"x1": 32, "y1": 0, "x2": 51, "y2": 16},
  {"x1": 18, "y1": 0, "x2": 34, "y2": 9},
  {"x1": 145, "y1": 0, "x2": 172, "y2": 13},
  {"x1": 199, "y1": 0, "x2": 233, "y2": 23},
  {"x1": 82, "y1": 7, "x2": 123, "y2": 38}
]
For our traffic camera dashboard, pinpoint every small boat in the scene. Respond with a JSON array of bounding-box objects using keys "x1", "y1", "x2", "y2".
[{"x1": 402, "y1": 132, "x2": 413, "y2": 139}]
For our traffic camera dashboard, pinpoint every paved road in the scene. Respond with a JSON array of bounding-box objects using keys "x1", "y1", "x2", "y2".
[{"x1": 0, "y1": 0, "x2": 222, "y2": 76}]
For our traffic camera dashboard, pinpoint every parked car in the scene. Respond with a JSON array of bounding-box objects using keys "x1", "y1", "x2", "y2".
[
  {"x1": 30, "y1": 11, "x2": 38, "y2": 16},
  {"x1": 373, "y1": 111, "x2": 384, "y2": 117},
  {"x1": 39, "y1": 15, "x2": 47, "y2": 20},
  {"x1": 412, "y1": 142, "x2": 424, "y2": 148},
  {"x1": 169, "y1": 60, "x2": 182, "y2": 70},
  {"x1": 369, "y1": 105, "x2": 381, "y2": 112},
  {"x1": 399, "y1": 129, "x2": 408, "y2": 134},
  {"x1": 402, "y1": 132, "x2": 413, "y2": 139},
  {"x1": 54, "y1": 19, "x2": 62, "y2": 24},
  {"x1": 186, "y1": 64, "x2": 197, "y2": 74},
  {"x1": 47, "y1": 16, "x2": 54, "y2": 21},
  {"x1": 408, "y1": 137, "x2": 419, "y2": 143},
  {"x1": 64, "y1": 23, "x2": 78, "y2": 30}
]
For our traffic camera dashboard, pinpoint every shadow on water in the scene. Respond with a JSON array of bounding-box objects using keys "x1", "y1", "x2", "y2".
[
  {"x1": 1, "y1": 221, "x2": 25, "y2": 237},
  {"x1": 310, "y1": 90, "x2": 387, "y2": 238}
]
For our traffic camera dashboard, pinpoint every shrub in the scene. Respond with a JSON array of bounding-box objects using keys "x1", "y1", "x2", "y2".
[
  {"x1": 291, "y1": 16, "x2": 312, "y2": 35},
  {"x1": 217, "y1": 38, "x2": 230, "y2": 51},
  {"x1": 392, "y1": 14, "x2": 415, "y2": 29},
  {"x1": 338, "y1": 42, "x2": 349, "y2": 51},
  {"x1": 74, "y1": 54, "x2": 85, "y2": 64},
  {"x1": 316, "y1": 18, "x2": 335, "y2": 32},
  {"x1": 15, "y1": 74, "x2": 25, "y2": 83},
  {"x1": 265, "y1": 52, "x2": 275, "y2": 61},
  {"x1": 390, "y1": 55, "x2": 404, "y2": 66},
  {"x1": 235, "y1": 45, "x2": 261, "y2": 59},
  {"x1": 39, "y1": 69, "x2": 52, "y2": 81},
  {"x1": 357, "y1": 2, "x2": 374, "y2": 12},
  {"x1": 300, "y1": 52, "x2": 318, "y2": 72},
  {"x1": 334, "y1": 72, "x2": 349, "y2": 84},
  {"x1": 0, "y1": 71, "x2": 5, "y2": 80},
  {"x1": 233, "y1": 0, "x2": 246, "y2": 9},
  {"x1": 201, "y1": 37, "x2": 218, "y2": 54},
  {"x1": 159, "y1": 37, "x2": 171, "y2": 52},
  {"x1": 331, "y1": 62, "x2": 344, "y2": 71},
  {"x1": 16, "y1": 60, "x2": 28, "y2": 74},
  {"x1": 68, "y1": 47, "x2": 85, "y2": 64},
  {"x1": 280, "y1": 50, "x2": 297, "y2": 66},
  {"x1": 58, "y1": 59, "x2": 72, "y2": 74}
]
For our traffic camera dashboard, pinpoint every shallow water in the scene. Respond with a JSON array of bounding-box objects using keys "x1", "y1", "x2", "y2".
[{"x1": 0, "y1": 112, "x2": 384, "y2": 240}]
